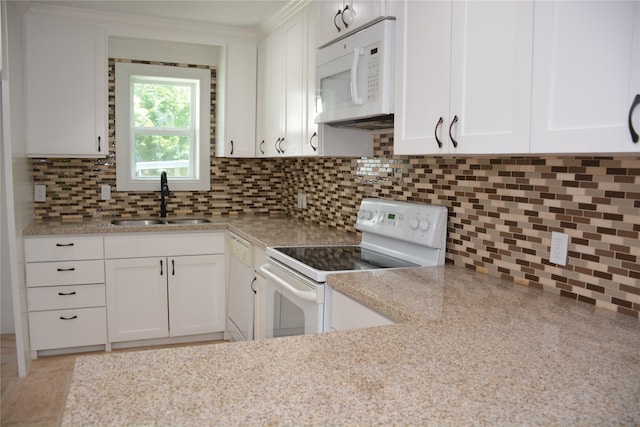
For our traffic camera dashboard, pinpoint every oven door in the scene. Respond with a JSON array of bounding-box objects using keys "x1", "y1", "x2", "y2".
[{"x1": 256, "y1": 262, "x2": 324, "y2": 340}]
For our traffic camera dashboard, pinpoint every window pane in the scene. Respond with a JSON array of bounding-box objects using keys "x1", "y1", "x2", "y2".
[
  {"x1": 134, "y1": 134, "x2": 191, "y2": 178},
  {"x1": 132, "y1": 81, "x2": 192, "y2": 128}
]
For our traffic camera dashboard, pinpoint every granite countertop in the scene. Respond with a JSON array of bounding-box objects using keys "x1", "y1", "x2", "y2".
[
  {"x1": 22, "y1": 215, "x2": 360, "y2": 248},
  {"x1": 27, "y1": 216, "x2": 640, "y2": 424},
  {"x1": 62, "y1": 267, "x2": 640, "y2": 425}
]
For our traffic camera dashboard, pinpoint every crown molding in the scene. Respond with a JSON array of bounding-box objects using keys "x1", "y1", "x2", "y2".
[{"x1": 258, "y1": 0, "x2": 312, "y2": 36}]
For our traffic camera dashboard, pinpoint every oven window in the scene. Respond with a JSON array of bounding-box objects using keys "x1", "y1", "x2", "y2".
[{"x1": 273, "y1": 290, "x2": 305, "y2": 338}]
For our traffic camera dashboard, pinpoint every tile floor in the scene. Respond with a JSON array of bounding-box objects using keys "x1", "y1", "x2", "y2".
[{"x1": 1, "y1": 334, "x2": 225, "y2": 426}]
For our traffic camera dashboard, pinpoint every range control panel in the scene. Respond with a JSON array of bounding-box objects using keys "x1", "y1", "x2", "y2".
[{"x1": 356, "y1": 198, "x2": 448, "y2": 249}]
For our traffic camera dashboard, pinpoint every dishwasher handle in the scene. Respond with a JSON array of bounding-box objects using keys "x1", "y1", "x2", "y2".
[{"x1": 259, "y1": 264, "x2": 318, "y2": 302}]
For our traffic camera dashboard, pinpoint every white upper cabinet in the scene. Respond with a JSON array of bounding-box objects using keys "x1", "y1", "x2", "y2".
[
  {"x1": 530, "y1": 1, "x2": 640, "y2": 154},
  {"x1": 394, "y1": 0, "x2": 533, "y2": 155},
  {"x1": 256, "y1": 27, "x2": 285, "y2": 156},
  {"x1": 257, "y1": 6, "x2": 311, "y2": 157},
  {"x1": 25, "y1": 15, "x2": 107, "y2": 158},
  {"x1": 316, "y1": 0, "x2": 387, "y2": 48},
  {"x1": 217, "y1": 41, "x2": 257, "y2": 157}
]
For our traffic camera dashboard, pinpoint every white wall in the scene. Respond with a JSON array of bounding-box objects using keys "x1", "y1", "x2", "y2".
[{"x1": 1, "y1": 0, "x2": 33, "y2": 376}]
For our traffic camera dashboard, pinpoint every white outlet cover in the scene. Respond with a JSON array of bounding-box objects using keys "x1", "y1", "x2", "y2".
[
  {"x1": 101, "y1": 185, "x2": 111, "y2": 200},
  {"x1": 550, "y1": 231, "x2": 569, "y2": 266},
  {"x1": 34, "y1": 184, "x2": 46, "y2": 202}
]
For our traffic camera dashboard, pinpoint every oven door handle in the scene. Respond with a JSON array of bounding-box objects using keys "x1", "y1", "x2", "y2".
[{"x1": 259, "y1": 264, "x2": 318, "y2": 302}]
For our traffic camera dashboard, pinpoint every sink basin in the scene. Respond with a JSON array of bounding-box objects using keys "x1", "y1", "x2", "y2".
[
  {"x1": 110, "y1": 218, "x2": 212, "y2": 226},
  {"x1": 166, "y1": 218, "x2": 212, "y2": 224},
  {"x1": 110, "y1": 219, "x2": 167, "y2": 226}
]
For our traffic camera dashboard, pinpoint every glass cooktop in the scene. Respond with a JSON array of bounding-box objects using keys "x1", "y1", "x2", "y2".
[{"x1": 273, "y1": 245, "x2": 419, "y2": 272}]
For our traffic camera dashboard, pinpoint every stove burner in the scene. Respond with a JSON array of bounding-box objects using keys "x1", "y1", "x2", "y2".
[{"x1": 273, "y1": 245, "x2": 419, "y2": 272}]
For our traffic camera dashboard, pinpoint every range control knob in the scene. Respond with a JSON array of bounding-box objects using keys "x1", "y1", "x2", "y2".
[
  {"x1": 419, "y1": 219, "x2": 430, "y2": 231},
  {"x1": 358, "y1": 210, "x2": 373, "y2": 220},
  {"x1": 409, "y1": 218, "x2": 420, "y2": 230}
]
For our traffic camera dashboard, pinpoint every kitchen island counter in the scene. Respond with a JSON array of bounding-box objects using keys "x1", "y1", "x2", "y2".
[{"x1": 62, "y1": 264, "x2": 640, "y2": 426}]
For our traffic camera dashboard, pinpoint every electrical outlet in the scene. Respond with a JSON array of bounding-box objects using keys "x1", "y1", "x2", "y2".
[
  {"x1": 550, "y1": 231, "x2": 569, "y2": 266},
  {"x1": 34, "y1": 184, "x2": 46, "y2": 202},
  {"x1": 101, "y1": 185, "x2": 111, "y2": 200},
  {"x1": 297, "y1": 193, "x2": 307, "y2": 209}
]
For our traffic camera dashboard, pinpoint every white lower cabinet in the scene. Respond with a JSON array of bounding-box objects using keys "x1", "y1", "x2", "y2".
[
  {"x1": 330, "y1": 288, "x2": 394, "y2": 331},
  {"x1": 104, "y1": 233, "x2": 225, "y2": 343},
  {"x1": 24, "y1": 236, "x2": 108, "y2": 352}
]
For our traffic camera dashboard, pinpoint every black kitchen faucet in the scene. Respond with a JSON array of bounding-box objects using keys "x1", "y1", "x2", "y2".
[{"x1": 160, "y1": 171, "x2": 169, "y2": 217}]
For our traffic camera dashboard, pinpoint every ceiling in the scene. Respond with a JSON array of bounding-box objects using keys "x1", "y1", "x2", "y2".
[{"x1": 27, "y1": 0, "x2": 293, "y2": 28}]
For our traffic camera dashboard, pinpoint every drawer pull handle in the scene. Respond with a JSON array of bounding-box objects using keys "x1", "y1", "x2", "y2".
[
  {"x1": 57, "y1": 267, "x2": 76, "y2": 272},
  {"x1": 59, "y1": 315, "x2": 78, "y2": 320},
  {"x1": 58, "y1": 291, "x2": 77, "y2": 296},
  {"x1": 56, "y1": 243, "x2": 75, "y2": 247}
]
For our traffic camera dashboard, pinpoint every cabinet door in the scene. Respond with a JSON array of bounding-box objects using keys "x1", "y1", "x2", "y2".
[
  {"x1": 219, "y1": 41, "x2": 257, "y2": 157},
  {"x1": 302, "y1": 3, "x2": 321, "y2": 156},
  {"x1": 105, "y1": 257, "x2": 169, "y2": 342},
  {"x1": 393, "y1": 0, "x2": 452, "y2": 155},
  {"x1": 168, "y1": 254, "x2": 225, "y2": 336},
  {"x1": 256, "y1": 29, "x2": 285, "y2": 157},
  {"x1": 282, "y1": 13, "x2": 306, "y2": 157},
  {"x1": 24, "y1": 16, "x2": 106, "y2": 158},
  {"x1": 316, "y1": 0, "x2": 387, "y2": 48},
  {"x1": 448, "y1": 0, "x2": 533, "y2": 154},
  {"x1": 531, "y1": 1, "x2": 640, "y2": 153}
]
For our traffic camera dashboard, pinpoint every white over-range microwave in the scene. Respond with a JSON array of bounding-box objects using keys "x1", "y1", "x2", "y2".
[{"x1": 315, "y1": 18, "x2": 395, "y2": 127}]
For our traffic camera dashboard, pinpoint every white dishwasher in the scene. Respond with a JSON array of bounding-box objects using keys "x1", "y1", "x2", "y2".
[{"x1": 227, "y1": 232, "x2": 255, "y2": 341}]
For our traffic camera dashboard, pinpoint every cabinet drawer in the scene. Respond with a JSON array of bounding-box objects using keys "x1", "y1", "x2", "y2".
[
  {"x1": 25, "y1": 236, "x2": 104, "y2": 262},
  {"x1": 104, "y1": 232, "x2": 225, "y2": 258},
  {"x1": 28, "y1": 284, "x2": 105, "y2": 311},
  {"x1": 29, "y1": 307, "x2": 107, "y2": 351},
  {"x1": 26, "y1": 260, "x2": 104, "y2": 287}
]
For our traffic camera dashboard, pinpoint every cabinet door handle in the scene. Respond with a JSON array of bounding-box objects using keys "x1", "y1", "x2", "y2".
[
  {"x1": 629, "y1": 94, "x2": 639, "y2": 143},
  {"x1": 98, "y1": 136, "x2": 101, "y2": 152},
  {"x1": 171, "y1": 259, "x2": 175, "y2": 276},
  {"x1": 230, "y1": 140, "x2": 234, "y2": 155},
  {"x1": 59, "y1": 315, "x2": 78, "y2": 320},
  {"x1": 334, "y1": 9, "x2": 342, "y2": 32},
  {"x1": 275, "y1": 138, "x2": 282, "y2": 154},
  {"x1": 260, "y1": 140, "x2": 265, "y2": 155},
  {"x1": 56, "y1": 243, "x2": 74, "y2": 247},
  {"x1": 434, "y1": 117, "x2": 444, "y2": 148},
  {"x1": 279, "y1": 138, "x2": 285, "y2": 154},
  {"x1": 341, "y1": 4, "x2": 351, "y2": 28},
  {"x1": 250, "y1": 277, "x2": 257, "y2": 294},
  {"x1": 310, "y1": 132, "x2": 318, "y2": 152},
  {"x1": 58, "y1": 291, "x2": 77, "y2": 296},
  {"x1": 57, "y1": 267, "x2": 75, "y2": 272},
  {"x1": 160, "y1": 259, "x2": 163, "y2": 276},
  {"x1": 449, "y1": 115, "x2": 459, "y2": 148}
]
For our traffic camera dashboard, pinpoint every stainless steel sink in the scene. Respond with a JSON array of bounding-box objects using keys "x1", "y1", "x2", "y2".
[
  {"x1": 110, "y1": 219, "x2": 167, "y2": 226},
  {"x1": 166, "y1": 218, "x2": 212, "y2": 224},
  {"x1": 110, "y1": 218, "x2": 212, "y2": 226}
]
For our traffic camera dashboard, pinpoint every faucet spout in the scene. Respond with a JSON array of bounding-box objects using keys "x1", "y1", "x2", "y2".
[{"x1": 160, "y1": 171, "x2": 169, "y2": 217}]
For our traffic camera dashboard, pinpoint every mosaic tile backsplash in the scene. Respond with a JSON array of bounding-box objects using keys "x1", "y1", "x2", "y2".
[{"x1": 31, "y1": 60, "x2": 640, "y2": 318}]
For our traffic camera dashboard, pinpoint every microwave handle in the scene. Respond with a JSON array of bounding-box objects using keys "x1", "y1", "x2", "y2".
[{"x1": 350, "y1": 47, "x2": 365, "y2": 105}]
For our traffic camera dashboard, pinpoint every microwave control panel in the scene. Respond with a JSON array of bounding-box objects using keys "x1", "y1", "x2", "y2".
[{"x1": 367, "y1": 44, "x2": 381, "y2": 102}]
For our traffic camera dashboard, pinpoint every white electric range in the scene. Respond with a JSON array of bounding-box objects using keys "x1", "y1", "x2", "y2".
[{"x1": 257, "y1": 198, "x2": 448, "y2": 339}]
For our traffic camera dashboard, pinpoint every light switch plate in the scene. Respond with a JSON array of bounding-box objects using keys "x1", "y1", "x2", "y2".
[
  {"x1": 550, "y1": 231, "x2": 569, "y2": 266},
  {"x1": 34, "y1": 184, "x2": 46, "y2": 202}
]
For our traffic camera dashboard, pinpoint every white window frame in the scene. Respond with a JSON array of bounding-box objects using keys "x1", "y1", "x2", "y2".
[{"x1": 115, "y1": 62, "x2": 211, "y2": 191}]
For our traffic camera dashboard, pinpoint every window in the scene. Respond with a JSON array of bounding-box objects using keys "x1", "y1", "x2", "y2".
[{"x1": 115, "y1": 62, "x2": 210, "y2": 191}]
